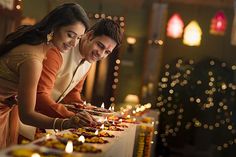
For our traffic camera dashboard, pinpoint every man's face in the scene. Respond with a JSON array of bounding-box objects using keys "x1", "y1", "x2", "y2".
[{"x1": 81, "y1": 33, "x2": 117, "y2": 63}]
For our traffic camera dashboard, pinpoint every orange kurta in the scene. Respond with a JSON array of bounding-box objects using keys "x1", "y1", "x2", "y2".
[{"x1": 36, "y1": 47, "x2": 90, "y2": 118}]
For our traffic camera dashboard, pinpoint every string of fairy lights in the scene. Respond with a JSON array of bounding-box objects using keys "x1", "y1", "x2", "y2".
[
  {"x1": 156, "y1": 58, "x2": 236, "y2": 152},
  {"x1": 15, "y1": 0, "x2": 22, "y2": 10}
]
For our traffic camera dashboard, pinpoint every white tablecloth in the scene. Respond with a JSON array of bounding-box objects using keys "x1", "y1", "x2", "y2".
[{"x1": 0, "y1": 123, "x2": 137, "y2": 157}]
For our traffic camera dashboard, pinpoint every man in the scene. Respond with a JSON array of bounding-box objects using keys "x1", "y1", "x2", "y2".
[{"x1": 35, "y1": 18, "x2": 123, "y2": 118}]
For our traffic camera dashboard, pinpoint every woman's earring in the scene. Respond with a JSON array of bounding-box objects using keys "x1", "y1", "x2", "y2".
[{"x1": 46, "y1": 32, "x2": 54, "y2": 44}]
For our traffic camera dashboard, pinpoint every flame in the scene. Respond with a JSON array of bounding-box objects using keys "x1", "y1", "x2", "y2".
[
  {"x1": 83, "y1": 101, "x2": 87, "y2": 105},
  {"x1": 95, "y1": 130, "x2": 99, "y2": 135},
  {"x1": 127, "y1": 115, "x2": 131, "y2": 118},
  {"x1": 45, "y1": 134, "x2": 50, "y2": 140},
  {"x1": 108, "y1": 106, "x2": 112, "y2": 111},
  {"x1": 100, "y1": 124, "x2": 105, "y2": 129},
  {"x1": 31, "y1": 153, "x2": 40, "y2": 157},
  {"x1": 119, "y1": 119, "x2": 123, "y2": 122},
  {"x1": 112, "y1": 106, "x2": 115, "y2": 111},
  {"x1": 133, "y1": 118, "x2": 136, "y2": 122},
  {"x1": 98, "y1": 118, "x2": 103, "y2": 123},
  {"x1": 101, "y1": 103, "x2": 105, "y2": 108},
  {"x1": 112, "y1": 121, "x2": 115, "y2": 125},
  {"x1": 78, "y1": 135, "x2": 85, "y2": 143},
  {"x1": 65, "y1": 140, "x2": 73, "y2": 153},
  {"x1": 104, "y1": 117, "x2": 108, "y2": 122}
]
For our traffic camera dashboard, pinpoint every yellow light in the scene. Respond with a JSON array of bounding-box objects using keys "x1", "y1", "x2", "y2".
[
  {"x1": 114, "y1": 66, "x2": 119, "y2": 70},
  {"x1": 158, "y1": 40, "x2": 164, "y2": 45},
  {"x1": 110, "y1": 97, "x2": 115, "y2": 101},
  {"x1": 31, "y1": 153, "x2": 40, "y2": 157},
  {"x1": 165, "y1": 64, "x2": 170, "y2": 69},
  {"x1": 127, "y1": 37, "x2": 136, "y2": 45},
  {"x1": 189, "y1": 60, "x2": 194, "y2": 64},
  {"x1": 94, "y1": 14, "x2": 100, "y2": 18},
  {"x1": 119, "y1": 16, "x2": 125, "y2": 21},
  {"x1": 16, "y1": 5, "x2": 21, "y2": 10},
  {"x1": 107, "y1": 16, "x2": 112, "y2": 19},
  {"x1": 65, "y1": 140, "x2": 73, "y2": 153},
  {"x1": 210, "y1": 60, "x2": 215, "y2": 65},
  {"x1": 101, "y1": 14, "x2": 106, "y2": 18},
  {"x1": 223, "y1": 143, "x2": 228, "y2": 148},
  {"x1": 113, "y1": 72, "x2": 118, "y2": 77},
  {"x1": 232, "y1": 65, "x2": 236, "y2": 70},
  {"x1": 112, "y1": 84, "x2": 117, "y2": 89},
  {"x1": 183, "y1": 20, "x2": 202, "y2": 46},
  {"x1": 196, "y1": 98, "x2": 201, "y2": 103},
  {"x1": 217, "y1": 146, "x2": 222, "y2": 151},
  {"x1": 116, "y1": 59, "x2": 121, "y2": 64},
  {"x1": 228, "y1": 125, "x2": 233, "y2": 130},
  {"x1": 120, "y1": 22, "x2": 125, "y2": 27},
  {"x1": 215, "y1": 123, "x2": 220, "y2": 127},
  {"x1": 114, "y1": 78, "x2": 119, "y2": 83}
]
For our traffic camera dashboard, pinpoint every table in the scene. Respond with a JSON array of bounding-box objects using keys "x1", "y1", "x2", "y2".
[{"x1": 0, "y1": 123, "x2": 137, "y2": 157}]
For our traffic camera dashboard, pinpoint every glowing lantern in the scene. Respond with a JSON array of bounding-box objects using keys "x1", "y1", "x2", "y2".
[
  {"x1": 166, "y1": 13, "x2": 184, "y2": 38},
  {"x1": 210, "y1": 11, "x2": 227, "y2": 35},
  {"x1": 183, "y1": 20, "x2": 202, "y2": 46}
]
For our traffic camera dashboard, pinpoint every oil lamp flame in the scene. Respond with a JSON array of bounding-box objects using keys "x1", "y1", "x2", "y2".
[
  {"x1": 104, "y1": 117, "x2": 108, "y2": 122},
  {"x1": 78, "y1": 135, "x2": 85, "y2": 143},
  {"x1": 45, "y1": 134, "x2": 50, "y2": 140},
  {"x1": 101, "y1": 103, "x2": 105, "y2": 108},
  {"x1": 65, "y1": 140, "x2": 73, "y2": 153},
  {"x1": 31, "y1": 153, "x2": 40, "y2": 157},
  {"x1": 100, "y1": 124, "x2": 105, "y2": 129}
]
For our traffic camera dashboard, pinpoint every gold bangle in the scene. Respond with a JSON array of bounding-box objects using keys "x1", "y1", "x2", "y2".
[
  {"x1": 53, "y1": 118, "x2": 59, "y2": 133},
  {"x1": 60, "y1": 119, "x2": 69, "y2": 130}
]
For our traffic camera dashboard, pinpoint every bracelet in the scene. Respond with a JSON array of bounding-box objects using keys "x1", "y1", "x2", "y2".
[
  {"x1": 53, "y1": 118, "x2": 59, "y2": 133},
  {"x1": 60, "y1": 119, "x2": 69, "y2": 130}
]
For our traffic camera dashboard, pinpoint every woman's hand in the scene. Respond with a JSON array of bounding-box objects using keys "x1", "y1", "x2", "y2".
[{"x1": 63, "y1": 111, "x2": 97, "y2": 129}]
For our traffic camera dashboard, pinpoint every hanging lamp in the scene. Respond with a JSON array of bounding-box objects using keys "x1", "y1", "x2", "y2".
[
  {"x1": 210, "y1": 11, "x2": 227, "y2": 35},
  {"x1": 183, "y1": 20, "x2": 202, "y2": 46},
  {"x1": 166, "y1": 13, "x2": 184, "y2": 38}
]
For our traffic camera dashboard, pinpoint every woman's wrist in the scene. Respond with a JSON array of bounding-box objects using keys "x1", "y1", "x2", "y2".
[{"x1": 60, "y1": 119, "x2": 70, "y2": 130}]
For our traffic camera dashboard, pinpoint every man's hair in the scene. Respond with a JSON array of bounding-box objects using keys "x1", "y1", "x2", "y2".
[{"x1": 89, "y1": 18, "x2": 123, "y2": 48}]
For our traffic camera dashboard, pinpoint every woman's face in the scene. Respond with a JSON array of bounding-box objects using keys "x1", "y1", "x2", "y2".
[
  {"x1": 52, "y1": 21, "x2": 86, "y2": 53},
  {"x1": 81, "y1": 33, "x2": 117, "y2": 63}
]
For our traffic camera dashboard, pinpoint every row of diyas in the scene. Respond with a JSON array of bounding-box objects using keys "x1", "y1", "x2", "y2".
[
  {"x1": 5, "y1": 101, "x2": 149, "y2": 157},
  {"x1": 6, "y1": 105, "x2": 131, "y2": 157},
  {"x1": 7, "y1": 126, "x2": 124, "y2": 157}
]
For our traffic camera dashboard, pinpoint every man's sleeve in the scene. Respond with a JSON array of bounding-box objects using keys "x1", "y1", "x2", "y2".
[{"x1": 35, "y1": 48, "x2": 75, "y2": 118}]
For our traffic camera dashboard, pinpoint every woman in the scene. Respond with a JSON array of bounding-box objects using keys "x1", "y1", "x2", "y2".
[{"x1": 0, "y1": 3, "x2": 96, "y2": 149}]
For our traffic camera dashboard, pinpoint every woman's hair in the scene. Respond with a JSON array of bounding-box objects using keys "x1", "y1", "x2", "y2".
[
  {"x1": 89, "y1": 18, "x2": 123, "y2": 49},
  {"x1": 0, "y1": 3, "x2": 90, "y2": 57}
]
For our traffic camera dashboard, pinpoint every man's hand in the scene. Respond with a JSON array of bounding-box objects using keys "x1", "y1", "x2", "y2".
[
  {"x1": 64, "y1": 110, "x2": 98, "y2": 129},
  {"x1": 76, "y1": 110, "x2": 97, "y2": 127}
]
